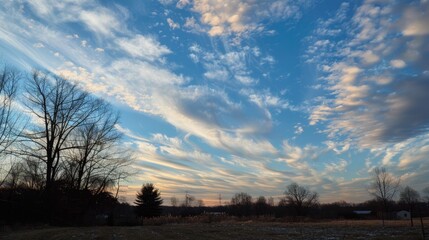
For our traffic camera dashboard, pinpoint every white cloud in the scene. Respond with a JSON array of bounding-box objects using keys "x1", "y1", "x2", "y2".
[
  {"x1": 261, "y1": 55, "x2": 275, "y2": 64},
  {"x1": 176, "y1": 0, "x2": 190, "y2": 8},
  {"x1": 189, "y1": 43, "x2": 202, "y2": 53},
  {"x1": 148, "y1": 86, "x2": 278, "y2": 157},
  {"x1": 324, "y1": 159, "x2": 348, "y2": 173},
  {"x1": 116, "y1": 35, "x2": 171, "y2": 61},
  {"x1": 235, "y1": 75, "x2": 255, "y2": 85},
  {"x1": 204, "y1": 67, "x2": 228, "y2": 81},
  {"x1": 152, "y1": 133, "x2": 183, "y2": 148},
  {"x1": 66, "y1": 34, "x2": 79, "y2": 39},
  {"x1": 184, "y1": 17, "x2": 205, "y2": 33},
  {"x1": 80, "y1": 9, "x2": 121, "y2": 36},
  {"x1": 324, "y1": 141, "x2": 350, "y2": 155},
  {"x1": 189, "y1": 53, "x2": 199, "y2": 63},
  {"x1": 33, "y1": 42, "x2": 45, "y2": 48},
  {"x1": 158, "y1": 0, "x2": 175, "y2": 5},
  {"x1": 390, "y1": 59, "x2": 406, "y2": 68},
  {"x1": 167, "y1": 18, "x2": 180, "y2": 29},
  {"x1": 240, "y1": 89, "x2": 291, "y2": 111},
  {"x1": 361, "y1": 50, "x2": 379, "y2": 65},
  {"x1": 294, "y1": 124, "x2": 304, "y2": 135},
  {"x1": 190, "y1": 0, "x2": 306, "y2": 37},
  {"x1": 193, "y1": 46, "x2": 264, "y2": 85},
  {"x1": 24, "y1": 0, "x2": 126, "y2": 38}
]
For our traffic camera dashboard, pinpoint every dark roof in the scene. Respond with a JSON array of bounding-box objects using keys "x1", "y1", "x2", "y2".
[{"x1": 353, "y1": 210, "x2": 371, "y2": 214}]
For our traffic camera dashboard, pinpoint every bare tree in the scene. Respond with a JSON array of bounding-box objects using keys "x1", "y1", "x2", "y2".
[
  {"x1": 399, "y1": 186, "x2": 420, "y2": 226},
  {"x1": 17, "y1": 71, "x2": 135, "y2": 224},
  {"x1": 21, "y1": 71, "x2": 105, "y2": 190},
  {"x1": 267, "y1": 196, "x2": 275, "y2": 207},
  {"x1": 254, "y1": 196, "x2": 269, "y2": 216},
  {"x1": 0, "y1": 66, "x2": 20, "y2": 155},
  {"x1": 369, "y1": 167, "x2": 400, "y2": 226},
  {"x1": 2, "y1": 161, "x2": 23, "y2": 189},
  {"x1": 16, "y1": 157, "x2": 45, "y2": 190},
  {"x1": 231, "y1": 192, "x2": 252, "y2": 206},
  {"x1": 0, "y1": 66, "x2": 22, "y2": 188},
  {"x1": 170, "y1": 196, "x2": 178, "y2": 207},
  {"x1": 230, "y1": 192, "x2": 252, "y2": 216},
  {"x1": 284, "y1": 182, "x2": 319, "y2": 217},
  {"x1": 423, "y1": 187, "x2": 429, "y2": 204},
  {"x1": 197, "y1": 199, "x2": 204, "y2": 207},
  {"x1": 60, "y1": 102, "x2": 127, "y2": 194},
  {"x1": 183, "y1": 192, "x2": 195, "y2": 207}
]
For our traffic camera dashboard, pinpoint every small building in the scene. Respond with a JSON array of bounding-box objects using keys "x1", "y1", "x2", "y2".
[
  {"x1": 353, "y1": 210, "x2": 371, "y2": 215},
  {"x1": 352, "y1": 210, "x2": 372, "y2": 219},
  {"x1": 396, "y1": 210, "x2": 411, "y2": 220}
]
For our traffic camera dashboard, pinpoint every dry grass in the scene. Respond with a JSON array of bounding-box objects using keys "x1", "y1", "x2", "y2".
[{"x1": 1, "y1": 219, "x2": 427, "y2": 240}]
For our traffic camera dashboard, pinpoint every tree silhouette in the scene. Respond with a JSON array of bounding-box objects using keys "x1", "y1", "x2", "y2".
[
  {"x1": 254, "y1": 196, "x2": 269, "y2": 216},
  {"x1": 284, "y1": 182, "x2": 319, "y2": 217},
  {"x1": 0, "y1": 66, "x2": 22, "y2": 188},
  {"x1": 134, "y1": 183, "x2": 163, "y2": 218},
  {"x1": 230, "y1": 192, "x2": 252, "y2": 216},
  {"x1": 170, "y1": 196, "x2": 178, "y2": 207},
  {"x1": 60, "y1": 103, "x2": 132, "y2": 195},
  {"x1": 423, "y1": 186, "x2": 429, "y2": 204},
  {"x1": 18, "y1": 71, "x2": 133, "y2": 224},
  {"x1": 369, "y1": 167, "x2": 400, "y2": 226},
  {"x1": 0, "y1": 66, "x2": 20, "y2": 156},
  {"x1": 21, "y1": 72, "x2": 103, "y2": 191},
  {"x1": 399, "y1": 186, "x2": 420, "y2": 226}
]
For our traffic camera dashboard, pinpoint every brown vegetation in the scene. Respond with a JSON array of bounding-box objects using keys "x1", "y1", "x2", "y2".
[{"x1": 1, "y1": 219, "x2": 426, "y2": 240}]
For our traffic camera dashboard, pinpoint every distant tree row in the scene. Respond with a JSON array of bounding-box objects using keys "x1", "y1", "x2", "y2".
[
  {"x1": 133, "y1": 171, "x2": 429, "y2": 226},
  {"x1": 227, "y1": 183, "x2": 319, "y2": 218}
]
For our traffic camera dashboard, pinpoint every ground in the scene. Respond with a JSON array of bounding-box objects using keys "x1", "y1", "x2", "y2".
[{"x1": 1, "y1": 220, "x2": 426, "y2": 240}]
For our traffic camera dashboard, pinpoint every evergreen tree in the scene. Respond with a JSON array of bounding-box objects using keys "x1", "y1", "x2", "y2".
[{"x1": 134, "y1": 183, "x2": 163, "y2": 218}]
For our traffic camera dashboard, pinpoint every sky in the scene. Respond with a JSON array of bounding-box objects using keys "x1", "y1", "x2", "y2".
[{"x1": 1, "y1": 0, "x2": 429, "y2": 206}]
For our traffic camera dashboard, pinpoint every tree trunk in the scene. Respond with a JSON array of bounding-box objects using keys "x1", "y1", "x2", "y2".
[{"x1": 418, "y1": 205, "x2": 425, "y2": 239}]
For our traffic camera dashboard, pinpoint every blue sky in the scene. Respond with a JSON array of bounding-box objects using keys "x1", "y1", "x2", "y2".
[{"x1": 1, "y1": 0, "x2": 429, "y2": 205}]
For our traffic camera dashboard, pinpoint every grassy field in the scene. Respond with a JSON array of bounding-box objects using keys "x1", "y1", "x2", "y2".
[{"x1": 1, "y1": 220, "x2": 426, "y2": 240}]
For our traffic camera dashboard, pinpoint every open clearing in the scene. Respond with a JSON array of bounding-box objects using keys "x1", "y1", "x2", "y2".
[{"x1": 1, "y1": 220, "x2": 426, "y2": 240}]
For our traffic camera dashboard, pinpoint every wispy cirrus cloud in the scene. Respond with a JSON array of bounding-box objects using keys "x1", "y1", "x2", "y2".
[
  {"x1": 116, "y1": 35, "x2": 172, "y2": 61},
  {"x1": 25, "y1": 0, "x2": 127, "y2": 37}
]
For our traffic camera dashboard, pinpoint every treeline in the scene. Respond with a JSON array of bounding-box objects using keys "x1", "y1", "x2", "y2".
[
  {"x1": 160, "y1": 199, "x2": 429, "y2": 220},
  {"x1": 170, "y1": 195, "x2": 428, "y2": 221},
  {"x1": 136, "y1": 182, "x2": 429, "y2": 223},
  {"x1": 0, "y1": 66, "x2": 132, "y2": 225}
]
